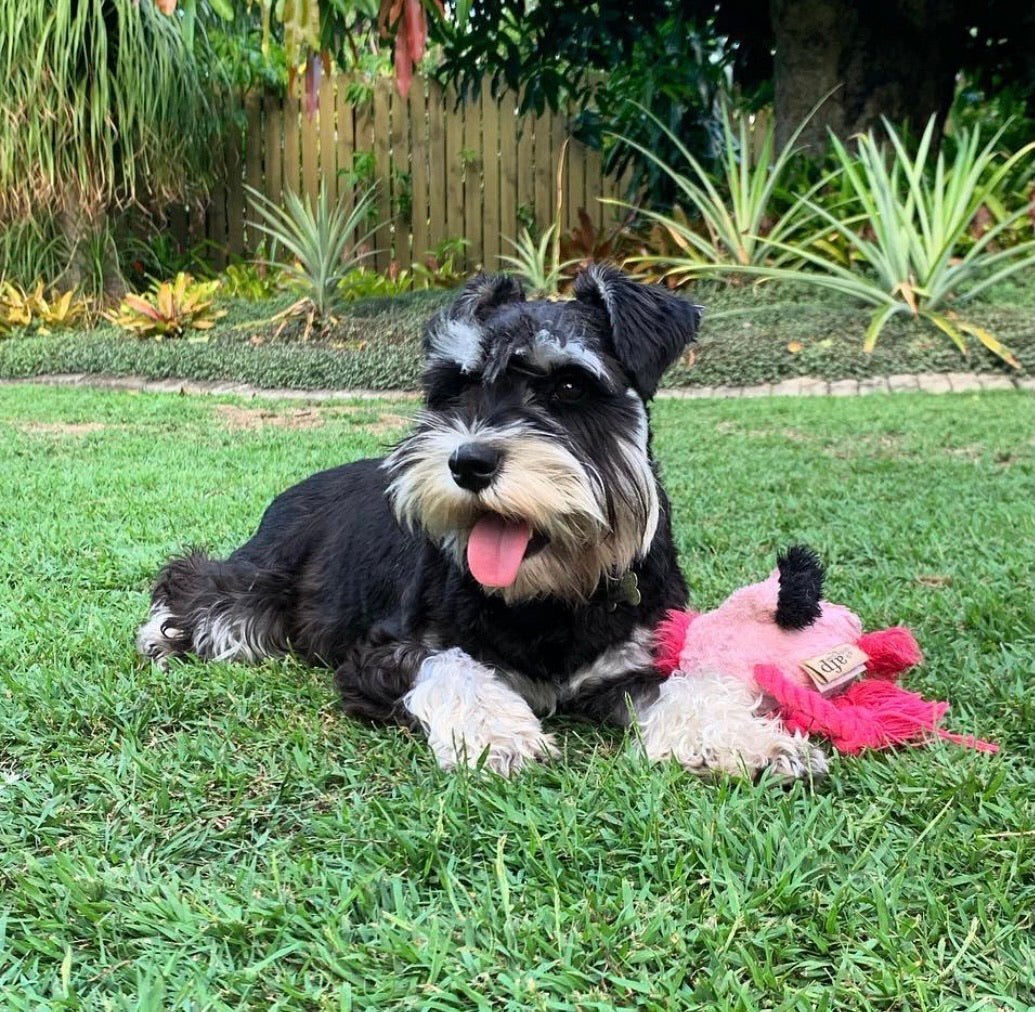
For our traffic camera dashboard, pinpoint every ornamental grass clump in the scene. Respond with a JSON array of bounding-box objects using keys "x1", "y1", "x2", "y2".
[{"x1": 615, "y1": 101, "x2": 826, "y2": 276}]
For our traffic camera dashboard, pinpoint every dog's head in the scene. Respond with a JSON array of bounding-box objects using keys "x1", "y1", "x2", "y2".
[{"x1": 384, "y1": 264, "x2": 701, "y2": 603}]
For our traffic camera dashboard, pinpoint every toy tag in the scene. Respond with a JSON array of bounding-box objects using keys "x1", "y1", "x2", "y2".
[{"x1": 801, "y1": 643, "x2": 869, "y2": 696}]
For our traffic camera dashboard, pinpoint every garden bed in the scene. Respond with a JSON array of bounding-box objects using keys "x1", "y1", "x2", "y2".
[{"x1": 1, "y1": 280, "x2": 1031, "y2": 392}]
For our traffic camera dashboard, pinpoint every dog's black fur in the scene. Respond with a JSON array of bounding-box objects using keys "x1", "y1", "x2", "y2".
[{"x1": 140, "y1": 264, "x2": 700, "y2": 738}]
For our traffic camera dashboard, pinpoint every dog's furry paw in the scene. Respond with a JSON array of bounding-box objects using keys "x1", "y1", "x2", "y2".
[
  {"x1": 636, "y1": 673, "x2": 828, "y2": 783},
  {"x1": 136, "y1": 605, "x2": 185, "y2": 670},
  {"x1": 760, "y1": 733, "x2": 829, "y2": 785},
  {"x1": 405, "y1": 648, "x2": 557, "y2": 777},
  {"x1": 444, "y1": 728, "x2": 559, "y2": 777}
]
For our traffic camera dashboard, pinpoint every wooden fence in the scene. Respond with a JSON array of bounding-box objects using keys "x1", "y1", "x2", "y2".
[{"x1": 180, "y1": 75, "x2": 630, "y2": 272}]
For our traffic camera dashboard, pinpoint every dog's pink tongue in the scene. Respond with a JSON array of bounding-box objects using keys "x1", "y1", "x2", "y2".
[{"x1": 467, "y1": 516, "x2": 532, "y2": 588}]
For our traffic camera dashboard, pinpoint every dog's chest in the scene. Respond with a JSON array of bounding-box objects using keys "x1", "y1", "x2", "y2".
[{"x1": 425, "y1": 587, "x2": 653, "y2": 692}]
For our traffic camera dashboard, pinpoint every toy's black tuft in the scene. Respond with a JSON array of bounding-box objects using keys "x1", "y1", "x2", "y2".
[{"x1": 775, "y1": 545, "x2": 825, "y2": 630}]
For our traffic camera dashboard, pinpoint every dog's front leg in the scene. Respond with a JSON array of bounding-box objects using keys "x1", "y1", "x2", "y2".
[
  {"x1": 403, "y1": 648, "x2": 558, "y2": 776},
  {"x1": 634, "y1": 672, "x2": 828, "y2": 783}
]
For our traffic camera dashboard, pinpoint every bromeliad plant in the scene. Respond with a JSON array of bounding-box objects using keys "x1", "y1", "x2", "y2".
[
  {"x1": 106, "y1": 273, "x2": 226, "y2": 340},
  {"x1": 246, "y1": 184, "x2": 381, "y2": 337},
  {"x1": 0, "y1": 281, "x2": 92, "y2": 335},
  {"x1": 771, "y1": 118, "x2": 1035, "y2": 365}
]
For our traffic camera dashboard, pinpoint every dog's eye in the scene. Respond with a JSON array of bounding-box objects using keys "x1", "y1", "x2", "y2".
[{"x1": 551, "y1": 376, "x2": 586, "y2": 404}]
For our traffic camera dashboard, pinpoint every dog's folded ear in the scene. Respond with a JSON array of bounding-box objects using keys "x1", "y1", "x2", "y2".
[
  {"x1": 448, "y1": 272, "x2": 526, "y2": 324},
  {"x1": 574, "y1": 263, "x2": 701, "y2": 399}
]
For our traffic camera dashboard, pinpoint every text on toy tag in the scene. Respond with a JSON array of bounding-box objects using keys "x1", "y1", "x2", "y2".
[{"x1": 800, "y1": 643, "x2": 869, "y2": 695}]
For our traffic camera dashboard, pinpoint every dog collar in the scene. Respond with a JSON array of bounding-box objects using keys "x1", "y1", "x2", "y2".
[{"x1": 606, "y1": 571, "x2": 641, "y2": 611}]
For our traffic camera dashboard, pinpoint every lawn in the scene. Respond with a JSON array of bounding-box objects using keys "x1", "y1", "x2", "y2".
[{"x1": 1, "y1": 384, "x2": 1032, "y2": 1010}]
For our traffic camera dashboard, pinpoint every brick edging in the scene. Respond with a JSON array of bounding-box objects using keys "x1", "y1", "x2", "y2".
[{"x1": 1, "y1": 371, "x2": 1031, "y2": 401}]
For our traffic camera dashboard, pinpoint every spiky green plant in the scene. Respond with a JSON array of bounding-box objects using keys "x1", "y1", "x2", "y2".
[
  {"x1": 498, "y1": 225, "x2": 579, "y2": 298},
  {"x1": 792, "y1": 118, "x2": 1035, "y2": 364},
  {"x1": 615, "y1": 101, "x2": 828, "y2": 276},
  {"x1": 639, "y1": 114, "x2": 1034, "y2": 367},
  {"x1": 0, "y1": 0, "x2": 224, "y2": 294},
  {"x1": 245, "y1": 184, "x2": 382, "y2": 331}
]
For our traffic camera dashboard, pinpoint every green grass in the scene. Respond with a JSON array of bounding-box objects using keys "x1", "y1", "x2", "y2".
[
  {"x1": 1, "y1": 384, "x2": 1033, "y2": 1009},
  {"x1": 1, "y1": 277, "x2": 1032, "y2": 391}
]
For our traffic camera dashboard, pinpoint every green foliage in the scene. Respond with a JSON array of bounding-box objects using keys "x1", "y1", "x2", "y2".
[
  {"x1": 572, "y1": 16, "x2": 744, "y2": 207},
  {"x1": 339, "y1": 266, "x2": 418, "y2": 300},
  {"x1": 246, "y1": 183, "x2": 381, "y2": 324},
  {"x1": 106, "y1": 273, "x2": 226, "y2": 340},
  {"x1": 499, "y1": 225, "x2": 577, "y2": 298},
  {"x1": 413, "y1": 238, "x2": 471, "y2": 289},
  {"x1": 121, "y1": 232, "x2": 217, "y2": 291},
  {"x1": 220, "y1": 259, "x2": 284, "y2": 301}
]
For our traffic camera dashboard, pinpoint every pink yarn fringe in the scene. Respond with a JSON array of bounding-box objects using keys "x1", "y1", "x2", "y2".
[
  {"x1": 857, "y1": 627, "x2": 923, "y2": 678},
  {"x1": 753, "y1": 663, "x2": 998, "y2": 754},
  {"x1": 654, "y1": 609, "x2": 696, "y2": 675}
]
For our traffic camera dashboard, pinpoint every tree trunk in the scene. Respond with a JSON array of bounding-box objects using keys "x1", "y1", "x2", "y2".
[
  {"x1": 57, "y1": 198, "x2": 128, "y2": 301},
  {"x1": 770, "y1": 0, "x2": 963, "y2": 152}
]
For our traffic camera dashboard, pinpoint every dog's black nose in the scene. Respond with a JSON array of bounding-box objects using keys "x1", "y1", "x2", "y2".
[{"x1": 449, "y1": 443, "x2": 501, "y2": 492}]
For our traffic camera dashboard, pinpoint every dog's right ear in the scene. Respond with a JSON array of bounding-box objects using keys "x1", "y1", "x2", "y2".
[{"x1": 423, "y1": 273, "x2": 525, "y2": 372}]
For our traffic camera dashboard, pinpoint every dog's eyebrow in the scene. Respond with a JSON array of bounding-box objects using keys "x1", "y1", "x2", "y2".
[
  {"x1": 425, "y1": 318, "x2": 485, "y2": 374},
  {"x1": 508, "y1": 329, "x2": 612, "y2": 383}
]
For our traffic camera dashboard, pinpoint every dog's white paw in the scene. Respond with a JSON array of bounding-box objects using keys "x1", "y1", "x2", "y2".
[
  {"x1": 404, "y1": 648, "x2": 555, "y2": 777},
  {"x1": 761, "y1": 733, "x2": 829, "y2": 784},
  {"x1": 636, "y1": 672, "x2": 827, "y2": 782},
  {"x1": 136, "y1": 605, "x2": 182, "y2": 670},
  {"x1": 442, "y1": 726, "x2": 559, "y2": 777}
]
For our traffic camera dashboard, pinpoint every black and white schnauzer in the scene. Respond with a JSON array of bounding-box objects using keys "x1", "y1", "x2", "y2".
[{"x1": 138, "y1": 264, "x2": 824, "y2": 780}]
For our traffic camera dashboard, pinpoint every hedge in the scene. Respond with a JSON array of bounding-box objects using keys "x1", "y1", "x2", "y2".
[{"x1": 1, "y1": 282, "x2": 1030, "y2": 392}]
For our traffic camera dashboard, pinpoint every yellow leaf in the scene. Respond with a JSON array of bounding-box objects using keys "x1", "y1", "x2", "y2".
[{"x1": 956, "y1": 321, "x2": 1021, "y2": 370}]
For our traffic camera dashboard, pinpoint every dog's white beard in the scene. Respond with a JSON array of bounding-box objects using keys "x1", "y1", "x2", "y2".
[{"x1": 385, "y1": 415, "x2": 658, "y2": 602}]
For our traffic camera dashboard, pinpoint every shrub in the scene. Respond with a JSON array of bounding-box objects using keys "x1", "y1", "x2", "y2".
[
  {"x1": 106, "y1": 273, "x2": 226, "y2": 340},
  {"x1": 246, "y1": 183, "x2": 381, "y2": 333}
]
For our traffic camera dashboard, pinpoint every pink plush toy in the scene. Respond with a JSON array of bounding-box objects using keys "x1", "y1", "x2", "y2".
[{"x1": 654, "y1": 546, "x2": 997, "y2": 755}]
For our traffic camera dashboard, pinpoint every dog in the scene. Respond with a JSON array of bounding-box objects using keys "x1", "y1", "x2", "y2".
[{"x1": 138, "y1": 263, "x2": 824, "y2": 780}]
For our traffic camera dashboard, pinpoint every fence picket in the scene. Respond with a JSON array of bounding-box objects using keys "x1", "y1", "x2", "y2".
[{"x1": 196, "y1": 74, "x2": 624, "y2": 271}]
